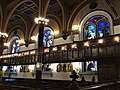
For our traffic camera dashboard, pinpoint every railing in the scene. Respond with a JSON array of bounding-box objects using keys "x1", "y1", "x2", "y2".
[
  {"x1": 0, "y1": 50, "x2": 37, "y2": 65},
  {"x1": 0, "y1": 34, "x2": 120, "y2": 65}
]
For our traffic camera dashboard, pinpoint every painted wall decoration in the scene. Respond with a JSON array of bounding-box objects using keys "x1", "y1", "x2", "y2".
[
  {"x1": 68, "y1": 63, "x2": 73, "y2": 72},
  {"x1": 42, "y1": 64, "x2": 51, "y2": 71},
  {"x1": 63, "y1": 64, "x2": 67, "y2": 72},
  {"x1": 2, "y1": 62, "x2": 98, "y2": 81},
  {"x1": 56, "y1": 63, "x2": 62, "y2": 72}
]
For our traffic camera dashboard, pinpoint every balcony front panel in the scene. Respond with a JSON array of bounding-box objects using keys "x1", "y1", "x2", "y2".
[{"x1": 1, "y1": 34, "x2": 120, "y2": 65}]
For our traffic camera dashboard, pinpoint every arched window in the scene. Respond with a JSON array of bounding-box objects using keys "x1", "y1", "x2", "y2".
[
  {"x1": 83, "y1": 15, "x2": 110, "y2": 40},
  {"x1": 84, "y1": 23, "x2": 95, "y2": 40},
  {"x1": 43, "y1": 27, "x2": 54, "y2": 47},
  {"x1": 36, "y1": 27, "x2": 54, "y2": 48},
  {"x1": 10, "y1": 38, "x2": 20, "y2": 53},
  {"x1": 97, "y1": 20, "x2": 110, "y2": 37},
  {"x1": 85, "y1": 61, "x2": 97, "y2": 72}
]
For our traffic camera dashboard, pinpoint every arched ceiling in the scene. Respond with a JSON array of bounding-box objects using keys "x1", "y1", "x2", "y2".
[
  {"x1": 0, "y1": 0, "x2": 120, "y2": 42},
  {"x1": 5, "y1": 0, "x2": 88, "y2": 34}
]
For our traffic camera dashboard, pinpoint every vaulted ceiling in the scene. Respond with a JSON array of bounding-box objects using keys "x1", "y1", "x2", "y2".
[{"x1": 0, "y1": 0, "x2": 120, "y2": 43}]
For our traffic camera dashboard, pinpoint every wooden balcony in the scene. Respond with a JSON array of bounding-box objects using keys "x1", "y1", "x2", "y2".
[{"x1": 1, "y1": 34, "x2": 120, "y2": 65}]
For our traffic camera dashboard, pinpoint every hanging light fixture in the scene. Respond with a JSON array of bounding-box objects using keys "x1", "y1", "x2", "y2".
[
  {"x1": 34, "y1": 0, "x2": 49, "y2": 25},
  {"x1": 34, "y1": 17, "x2": 49, "y2": 24},
  {"x1": 0, "y1": 32, "x2": 8, "y2": 37}
]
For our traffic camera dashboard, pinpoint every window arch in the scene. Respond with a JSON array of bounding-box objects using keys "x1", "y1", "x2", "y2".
[
  {"x1": 84, "y1": 23, "x2": 95, "y2": 40},
  {"x1": 97, "y1": 20, "x2": 110, "y2": 37},
  {"x1": 36, "y1": 26, "x2": 54, "y2": 48},
  {"x1": 9, "y1": 36, "x2": 20, "y2": 53},
  {"x1": 84, "y1": 15, "x2": 110, "y2": 40},
  {"x1": 79, "y1": 11, "x2": 113, "y2": 41},
  {"x1": 11, "y1": 38, "x2": 20, "y2": 53},
  {"x1": 43, "y1": 27, "x2": 54, "y2": 47}
]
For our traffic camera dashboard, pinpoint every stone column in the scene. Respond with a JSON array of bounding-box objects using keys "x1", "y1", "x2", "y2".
[{"x1": 35, "y1": 0, "x2": 50, "y2": 84}]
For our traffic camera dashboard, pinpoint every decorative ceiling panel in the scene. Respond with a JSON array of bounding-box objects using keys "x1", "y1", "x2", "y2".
[
  {"x1": 24, "y1": 1, "x2": 33, "y2": 6},
  {"x1": 49, "y1": 0, "x2": 58, "y2": 5},
  {"x1": 16, "y1": 5, "x2": 25, "y2": 11},
  {"x1": 23, "y1": 9, "x2": 34, "y2": 15}
]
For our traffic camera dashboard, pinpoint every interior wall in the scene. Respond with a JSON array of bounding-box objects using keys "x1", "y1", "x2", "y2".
[
  {"x1": 2, "y1": 62, "x2": 98, "y2": 81},
  {"x1": 3, "y1": 34, "x2": 79, "y2": 54},
  {"x1": 2, "y1": 25, "x2": 120, "y2": 54},
  {"x1": 2, "y1": 71, "x2": 98, "y2": 81},
  {"x1": 20, "y1": 44, "x2": 35, "y2": 51},
  {"x1": 54, "y1": 34, "x2": 79, "y2": 45},
  {"x1": 114, "y1": 25, "x2": 120, "y2": 34},
  {"x1": 98, "y1": 60, "x2": 116, "y2": 82}
]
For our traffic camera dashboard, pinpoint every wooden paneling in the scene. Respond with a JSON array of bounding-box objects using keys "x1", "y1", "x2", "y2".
[{"x1": 1, "y1": 34, "x2": 120, "y2": 65}]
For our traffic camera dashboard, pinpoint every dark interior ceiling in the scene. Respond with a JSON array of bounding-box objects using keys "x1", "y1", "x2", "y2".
[
  {"x1": 16, "y1": 1, "x2": 37, "y2": 16},
  {"x1": 7, "y1": 0, "x2": 86, "y2": 30},
  {"x1": 4, "y1": 0, "x2": 120, "y2": 38},
  {"x1": 49, "y1": 0, "x2": 58, "y2": 5},
  {"x1": 5, "y1": 0, "x2": 120, "y2": 22},
  {"x1": 7, "y1": 0, "x2": 60, "y2": 29}
]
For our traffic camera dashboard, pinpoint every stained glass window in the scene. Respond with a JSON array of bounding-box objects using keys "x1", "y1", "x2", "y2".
[
  {"x1": 89, "y1": 16, "x2": 103, "y2": 23},
  {"x1": 98, "y1": 21, "x2": 110, "y2": 37},
  {"x1": 11, "y1": 39, "x2": 20, "y2": 53},
  {"x1": 43, "y1": 27, "x2": 54, "y2": 47},
  {"x1": 84, "y1": 24, "x2": 95, "y2": 40},
  {"x1": 84, "y1": 16, "x2": 110, "y2": 40},
  {"x1": 86, "y1": 61, "x2": 97, "y2": 72}
]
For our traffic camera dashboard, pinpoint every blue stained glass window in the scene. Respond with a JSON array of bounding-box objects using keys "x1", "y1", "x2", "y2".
[
  {"x1": 83, "y1": 15, "x2": 110, "y2": 40},
  {"x1": 43, "y1": 28, "x2": 54, "y2": 47},
  {"x1": 11, "y1": 39, "x2": 20, "y2": 53},
  {"x1": 84, "y1": 24, "x2": 95, "y2": 40},
  {"x1": 98, "y1": 21, "x2": 110, "y2": 37},
  {"x1": 89, "y1": 16, "x2": 103, "y2": 23}
]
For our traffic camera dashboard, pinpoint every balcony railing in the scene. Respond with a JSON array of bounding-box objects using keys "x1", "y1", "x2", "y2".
[{"x1": 1, "y1": 34, "x2": 120, "y2": 65}]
